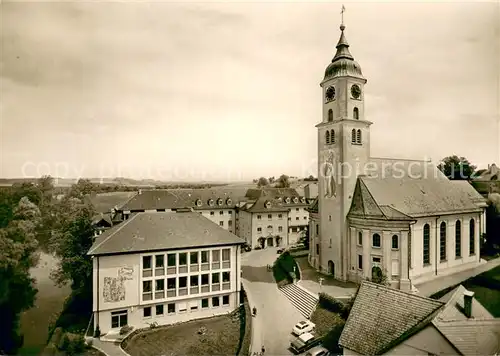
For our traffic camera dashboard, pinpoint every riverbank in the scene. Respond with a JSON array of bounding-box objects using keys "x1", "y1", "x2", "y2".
[{"x1": 19, "y1": 252, "x2": 70, "y2": 355}]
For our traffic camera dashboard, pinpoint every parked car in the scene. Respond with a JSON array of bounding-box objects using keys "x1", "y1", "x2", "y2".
[
  {"x1": 292, "y1": 320, "x2": 315, "y2": 336},
  {"x1": 290, "y1": 332, "x2": 322, "y2": 354},
  {"x1": 289, "y1": 243, "x2": 306, "y2": 251},
  {"x1": 277, "y1": 247, "x2": 285, "y2": 254},
  {"x1": 305, "y1": 345, "x2": 329, "y2": 356}
]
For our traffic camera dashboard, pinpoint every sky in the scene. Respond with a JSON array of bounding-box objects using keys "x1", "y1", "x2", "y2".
[{"x1": 1, "y1": 0, "x2": 499, "y2": 182}]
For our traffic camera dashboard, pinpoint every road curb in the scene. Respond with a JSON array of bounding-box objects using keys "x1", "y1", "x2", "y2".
[{"x1": 241, "y1": 280, "x2": 260, "y2": 355}]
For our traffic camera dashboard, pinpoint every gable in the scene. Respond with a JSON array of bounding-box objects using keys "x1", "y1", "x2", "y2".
[{"x1": 339, "y1": 281, "x2": 445, "y2": 355}]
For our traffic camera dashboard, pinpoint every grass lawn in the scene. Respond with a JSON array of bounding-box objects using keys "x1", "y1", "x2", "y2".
[
  {"x1": 122, "y1": 308, "x2": 247, "y2": 356},
  {"x1": 310, "y1": 305, "x2": 344, "y2": 338},
  {"x1": 465, "y1": 265, "x2": 500, "y2": 317}
]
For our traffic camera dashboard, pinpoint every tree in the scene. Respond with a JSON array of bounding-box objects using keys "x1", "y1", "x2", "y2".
[
  {"x1": 257, "y1": 177, "x2": 269, "y2": 188},
  {"x1": 275, "y1": 174, "x2": 290, "y2": 188},
  {"x1": 299, "y1": 228, "x2": 310, "y2": 250},
  {"x1": 268, "y1": 176, "x2": 275, "y2": 184},
  {"x1": 484, "y1": 193, "x2": 500, "y2": 253},
  {"x1": 438, "y1": 155, "x2": 476, "y2": 180},
  {"x1": 50, "y1": 196, "x2": 95, "y2": 295},
  {"x1": 68, "y1": 179, "x2": 95, "y2": 199},
  {"x1": 0, "y1": 196, "x2": 40, "y2": 354}
]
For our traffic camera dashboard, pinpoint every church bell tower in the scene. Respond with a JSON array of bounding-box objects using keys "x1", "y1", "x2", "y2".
[{"x1": 316, "y1": 11, "x2": 372, "y2": 281}]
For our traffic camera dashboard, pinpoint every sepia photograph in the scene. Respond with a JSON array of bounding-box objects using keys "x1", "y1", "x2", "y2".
[{"x1": 1, "y1": 1, "x2": 499, "y2": 355}]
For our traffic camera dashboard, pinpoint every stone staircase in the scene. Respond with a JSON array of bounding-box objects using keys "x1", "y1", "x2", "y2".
[{"x1": 280, "y1": 283, "x2": 319, "y2": 319}]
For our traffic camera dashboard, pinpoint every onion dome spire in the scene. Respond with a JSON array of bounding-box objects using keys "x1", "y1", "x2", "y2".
[{"x1": 323, "y1": 5, "x2": 365, "y2": 81}]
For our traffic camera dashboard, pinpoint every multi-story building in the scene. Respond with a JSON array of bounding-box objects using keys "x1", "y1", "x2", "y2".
[
  {"x1": 88, "y1": 211, "x2": 244, "y2": 334},
  {"x1": 116, "y1": 188, "x2": 248, "y2": 234},
  {"x1": 238, "y1": 188, "x2": 310, "y2": 248},
  {"x1": 111, "y1": 187, "x2": 311, "y2": 250}
]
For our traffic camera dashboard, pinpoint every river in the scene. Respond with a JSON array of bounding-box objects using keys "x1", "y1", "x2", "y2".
[{"x1": 19, "y1": 252, "x2": 71, "y2": 355}]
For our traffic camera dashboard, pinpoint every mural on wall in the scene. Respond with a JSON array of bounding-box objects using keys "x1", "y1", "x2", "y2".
[
  {"x1": 103, "y1": 266, "x2": 134, "y2": 303},
  {"x1": 322, "y1": 149, "x2": 337, "y2": 198}
]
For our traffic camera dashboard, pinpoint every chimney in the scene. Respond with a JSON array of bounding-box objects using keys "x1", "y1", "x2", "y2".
[{"x1": 463, "y1": 290, "x2": 474, "y2": 318}]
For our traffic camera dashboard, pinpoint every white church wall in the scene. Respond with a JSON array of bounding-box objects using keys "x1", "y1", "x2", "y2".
[{"x1": 410, "y1": 212, "x2": 482, "y2": 285}]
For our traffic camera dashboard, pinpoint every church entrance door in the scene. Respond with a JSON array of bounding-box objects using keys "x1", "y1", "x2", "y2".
[
  {"x1": 328, "y1": 260, "x2": 335, "y2": 276},
  {"x1": 372, "y1": 266, "x2": 383, "y2": 282},
  {"x1": 266, "y1": 237, "x2": 274, "y2": 247}
]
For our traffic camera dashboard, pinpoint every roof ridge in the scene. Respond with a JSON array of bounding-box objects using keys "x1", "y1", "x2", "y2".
[
  {"x1": 88, "y1": 213, "x2": 140, "y2": 254},
  {"x1": 370, "y1": 157, "x2": 432, "y2": 163},
  {"x1": 380, "y1": 205, "x2": 414, "y2": 219},
  {"x1": 118, "y1": 191, "x2": 140, "y2": 210},
  {"x1": 362, "y1": 281, "x2": 445, "y2": 305}
]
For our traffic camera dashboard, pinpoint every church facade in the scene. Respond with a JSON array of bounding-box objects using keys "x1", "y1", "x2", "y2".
[{"x1": 308, "y1": 23, "x2": 487, "y2": 291}]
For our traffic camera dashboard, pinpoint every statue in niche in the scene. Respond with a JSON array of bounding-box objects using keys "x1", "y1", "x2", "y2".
[
  {"x1": 322, "y1": 150, "x2": 337, "y2": 198},
  {"x1": 103, "y1": 266, "x2": 134, "y2": 303}
]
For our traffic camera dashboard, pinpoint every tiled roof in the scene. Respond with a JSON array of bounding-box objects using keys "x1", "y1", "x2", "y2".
[
  {"x1": 118, "y1": 188, "x2": 248, "y2": 211},
  {"x1": 474, "y1": 164, "x2": 500, "y2": 181},
  {"x1": 339, "y1": 281, "x2": 445, "y2": 355},
  {"x1": 245, "y1": 188, "x2": 300, "y2": 200},
  {"x1": 348, "y1": 158, "x2": 487, "y2": 218},
  {"x1": 431, "y1": 285, "x2": 499, "y2": 355},
  {"x1": 434, "y1": 285, "x2": 494, "y2": 322},
  {"x1": 170, "y1": 188, "x2": 248, "y2": 210},
  {"x1": 88, "y1": 212, "x2": 244, "y2": 256},
  {"x1": 307, "y1": 197, "x2": 319, "y2": 214},
  {"x1": 435, "y1": 319, "x2": 500, "y2": 355},
  {"x1": 348, "y1": 180, "x2": 414, "y2": 221},
  {"x1": 86, "y1": 192, "x2": 137, "y2": 213},
  {"x1": 241, "y1": 196, "x2": 290, "y2": 213},
  {"x1": 91, "y1": 213, "x2": 113, "y2": 227}
]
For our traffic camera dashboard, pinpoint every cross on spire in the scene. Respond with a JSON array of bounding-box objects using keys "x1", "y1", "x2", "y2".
[{"x1": 340, "y1": 4, "x2": 346, "y2": 30}]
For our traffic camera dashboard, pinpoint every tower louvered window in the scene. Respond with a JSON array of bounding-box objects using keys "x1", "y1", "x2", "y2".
[
  {"x1": 356, "y1": 129, "x2": 362, "y2": 144},
  {"x1": 325, "y1": 131, "x2": 330, "y2": 145},
  {"x1": 328, "y1": 109, "x2": 333, "y2": 122},
  {"x1": 331, "y1": 129, "x2": 335, "y2": 144},
  {"x1": 351, "y1": 129, "x2": 356, "y2": 143},
  {"x1": 353, "y1": 107, "x2": 359, "y2": 120}
]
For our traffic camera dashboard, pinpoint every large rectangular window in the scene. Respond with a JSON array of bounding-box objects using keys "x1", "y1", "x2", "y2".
[
  {"x1": 423, "y1": 224, "x2": 430, "y2": 265},
  {"x1": 111, "y1": 310, "x2": 128, "y2": 328},
  {"x1": 155, "y1": 279, "x2": 165, "y2": 299},
  {"x1": 142, "y1": 281, "x2": 152, "y2": 301},
  {"x1": 201, "y1": 251, "x2": 209, "y2": 263},
  {"x1": 179, "y1": 253, "x2": 187, "y2": 266},
  {"x1": 167, "y1": 253, "x2": 176, "y2": 267},
  {"x1": 440, "y1": 222, "x2": 447, "y2": 261}
]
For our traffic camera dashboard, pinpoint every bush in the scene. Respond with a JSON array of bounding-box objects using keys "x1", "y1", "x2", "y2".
[
  {"x1": 322, "y1": 320, "x2": 346, "y2": 353},
  {"x1": 318, "y1": 293, "x2": 347, "y2": 314},
  {"x1": 120, "y1": 325, "x2": 133, "y2": 335}
]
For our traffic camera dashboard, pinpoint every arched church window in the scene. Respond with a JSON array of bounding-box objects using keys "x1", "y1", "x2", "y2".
[
  {"x1": 440, "y1": 222, "x2": 447, "y2": 261},
  {"x1": 356, "y1": 129, "x2": 362, "y2": 144},
  {"x1": 351, "y1": 129, "x2": 356, "y2": 143},
  {"x1": 331, "y1": 129, "x2": 335, "y2": 144},
  {"x1": 423, "y1": 224, "x2": 430, "y2": 264},
  {"x1": 328, "y1": 109, "x2": 333, "y2": 122},
  {"x1": 353, "y1": 107, "x2": 359, "y2": 120},
  {"x1": 469, "y1": 219, "x2": 475, "y2": 255},
  {"x1": 325, "y1": 131, "x2": 330, "y2": 145},
  {"x1": 372, "y1": 233, "x2": 381, "y2": 248},
  {"x1": 391, "y1": 235, "x2": 399, "y2": 249},
  {"x1": 455, "y1": 220, "x2": 461, "y2": 258}
]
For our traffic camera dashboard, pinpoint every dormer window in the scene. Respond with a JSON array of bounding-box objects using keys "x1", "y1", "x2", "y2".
[
  {"x1": 328, "y1": 109, "x2": 333, "y2": 122},
  {"x1": 353, "y1": 107, "x2": 359, "y2": 120},
  {"x1": 356, "y1": 129, "x2": 362, "y2": 144},
  {"x1": 330, "y1": 129, "x2": 335, "y2": 144},
  {"x1": 351, "y1": 129, "x2": 356, "y2": 143},
  {"x1": 326, "y1": 131, "x2": 330, "y2": 145}
]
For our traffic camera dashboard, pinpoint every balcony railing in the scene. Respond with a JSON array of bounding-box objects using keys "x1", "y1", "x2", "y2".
[
  {"x1": 142, "y1": 269, "x2": 152, "y2": 278},
  {"x1": 201, "y1": 263, "x2": 210, "y2": 271},
  {"x1": 222, "y1": 282, "x2": 230, "y2": 290},
  {"x1": 142, "y1": 292, "x2": 152, "y2": 301},
  {"x1": 212, "y1": 262, "x2": 220, "y2": 270},
  {"x1": 166, "y1": 289, "x2": 176, "y2": 298},
  {"x1": 178, "y1": 287, "x2": 188, "y2": 296},
  {"x1": 212, "y1": 284, "x2": 220, "y2": 292},
  {"x1": 222, "y1": 261, "x2": 230, "y2": 269},
  {"x1": 201, "y1": 285, "x2": 210, "y2": 293},
  {"x1": 190, "y1": 264, "x2": 199, "y2": 272},
  {"x1": 167, "y1": 267, "x2": 176, "y2": 275},
  {"x1": 178, "y1": 265, "x2": 188, "y2": 274},
  {"x1": 155, "y1": 291, "x2": 165, "y2": 299},
  {"x1": 190, "y1": 286, "x2": 199, "y2": 294},
  {"x1": 155, "y1": 268, "x2": 164, "y2": 276}
]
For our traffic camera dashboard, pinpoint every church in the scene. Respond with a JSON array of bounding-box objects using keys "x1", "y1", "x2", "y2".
[{"x1": 307, "y1": 20, "x2": 487, "y2": 291}]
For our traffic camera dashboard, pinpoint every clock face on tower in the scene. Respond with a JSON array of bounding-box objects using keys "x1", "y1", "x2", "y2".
[
  {"x1": 351, "y1": 84, "x2": 361, "y2": 99},
  {"x1": 325, "y1": 86, "x2": 336, "y2": 102}
]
